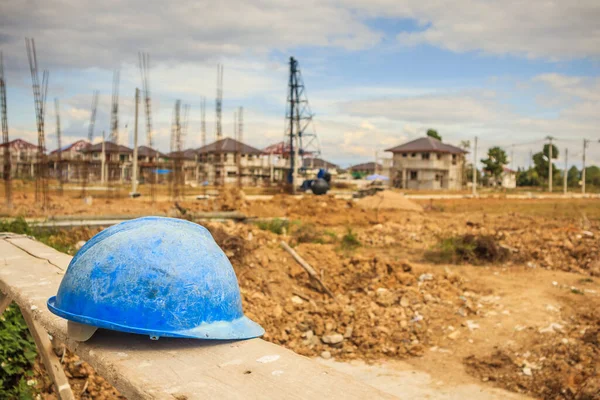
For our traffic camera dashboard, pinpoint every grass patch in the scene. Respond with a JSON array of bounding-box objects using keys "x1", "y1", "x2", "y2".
[
  {"x1": 578, "y1": 278, "x2": 594, "y2": 284},
  {"x1": 425, "y1": 234, "x2": 509, "y2": 265},
  {"x1": 291, "y1": 223, "x2": 324, "y2": 244},
  {"x1": 340, "y1": 228, "x2": 361, "y2": 251},
  {"x1": 0, "y1": 305, "x2": 37, "y2": 399},
  {"x1": 254, "y1": 218, "x2": 290, "y2": 235}
]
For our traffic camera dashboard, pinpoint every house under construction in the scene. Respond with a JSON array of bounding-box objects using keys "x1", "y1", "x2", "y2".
[{"x1": 0, "y1": 139, "x2": 38, "y2": 178}]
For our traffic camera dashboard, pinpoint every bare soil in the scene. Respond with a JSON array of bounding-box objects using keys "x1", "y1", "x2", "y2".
[{"x1": 3, "y1": 183, "x2": 599, "y2": 399}]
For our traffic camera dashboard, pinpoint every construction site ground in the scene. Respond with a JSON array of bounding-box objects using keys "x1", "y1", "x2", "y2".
[{"x1": 1, "y1": 182, "x2": 599, "y2": 399}]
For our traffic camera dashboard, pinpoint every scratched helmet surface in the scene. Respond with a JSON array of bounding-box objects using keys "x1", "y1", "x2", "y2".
[{"x1": 47, "y1": 216, "x2": 264, "y2": 341}]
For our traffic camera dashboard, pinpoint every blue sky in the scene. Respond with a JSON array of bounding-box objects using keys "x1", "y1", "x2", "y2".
[{"x1": 1, "y1": 0, "x2": 599, "y2": 168}]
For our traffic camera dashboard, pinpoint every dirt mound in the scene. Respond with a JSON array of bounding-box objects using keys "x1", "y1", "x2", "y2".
[
  {"x1": 203, "y1": 222, "x2": 493, "y2": 361},
  {"x1": 218, "y1": 187, "x2": 247, "y2": 211},
  {"x1": 248, "y1": 194, "x2": 367, "y2": 226},
  {"x1": 465, "y1": 307, "x2": 600, "y2": 399},
  {"x1": 357, "y1": 191, "x2": 423, "y2": 212}
]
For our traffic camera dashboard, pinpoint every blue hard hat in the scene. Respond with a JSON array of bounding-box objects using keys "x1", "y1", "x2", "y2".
[{"x1": 47, "y1": 216, "x2": 264, "y2": 341}]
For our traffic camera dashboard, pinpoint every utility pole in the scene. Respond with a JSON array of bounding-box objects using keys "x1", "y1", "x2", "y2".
[
  {"x1": 582, "y1": 139, "x2": 588, "y2": 194},
  {"x1": 215, "y1": 64, "x2": 223, "y2": 141},
  {"x1": 237, "y1": 106, "x2": 243, "y2": 188},
  {"x1": 101, "y1": 131, "x2": 106, "y2": 184},
  {"x1": 1, "y1": 52, "x2": 12, "y2": 209},
  {"x1": 131, "y1": 88, "x2": 139, "y2": 196},
  {"x1": 472, "y1": 136, "x2": 477, "y2": 196},
  {"x1": 54, "y1": 98, "x2": 63, "y2": 195},
  {"x1": 81, "y1": 91, "x2": 98, "y2": 198},
  {"x1": 563, "y1": 148, "x2": 568, "y2": 195},
  {"x1": 200, "y1": 96, "x2": 207, "y2": 187},
  {"x1": 510, "y1": 144, "x2": 514, "y2": 171},
  {"x1": 546, "y1": 136, "x2": 554, "y2": 193}
]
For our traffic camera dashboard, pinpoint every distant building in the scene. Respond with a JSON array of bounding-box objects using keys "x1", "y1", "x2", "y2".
[
  {"x1": 0, "y1": 139, "x2": 38, "y2": 178},
  {"x1": 501, "y1": 168, "x2": 517, "y2": 189},
  {"x1": 197, "y1": 137, "x2": 269, "y2": 185},
  {"x1": 385, "y1": 137, "x2": 467, "y2": 190},
  {"x1": 137, "y1": 146, "x2": 167, "y2": 164},
  {"x1": 302, "y1": 157, "x2": 338, "y2": 170},
  {"x1": 349, "y1": 162, "x2": 382, "y2": 176},
  {"x1": 48, "y1": 140, "x2": 90, "y2": 161},
  {"x1": 80, "y1": 141, "x2": 133, "y2": 182}
]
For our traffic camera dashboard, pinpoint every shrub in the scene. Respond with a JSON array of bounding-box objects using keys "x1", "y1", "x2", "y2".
[
  {"x1": 340, "y1": 228, "x2": 361, "y2": 251},
  {"x1": 0, "y1": 304, "x2": 37, "y2": 399},
  {"x1": 426, "y1": 234, "x2": 509, "y2": 265},
  {"x1": 291, "y1": 223, "x2": 323, "y2": 244},
  {"x1": 255, "y1": 218, "x2": 290, "y2": 235}
]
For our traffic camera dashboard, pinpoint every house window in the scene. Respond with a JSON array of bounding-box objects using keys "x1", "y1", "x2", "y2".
[
  {"x1": 422, "y1": 153, "x2": 430, "y2": 160},
  {"x1": 410, "y1": 171, "x2": 418, "y2": 180},
  {"x1": 437, "y1": 154, "x2": 442, "y2": 160},
  {"x1": 452, "y1": 154, "x2": 457, "y2": 165},
  {"x1": 411, "y1": 153, "x2": 417, "y2": 158},
  {"x1": 120, "y1": 154, "x2": 127, "y2": 162},
  {"x1": 402, "y1": 153, "x2": 407, "y2": 158}
]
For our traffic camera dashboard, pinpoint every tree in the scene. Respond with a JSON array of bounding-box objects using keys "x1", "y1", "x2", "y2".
[
  {"x1": 465, "y1": 163, "x2": 481, "y2": 182},
  {"x1": 517, "y1": 168, "x2": 541, "y2": 187},
  {"x1": 481, "y1": 147, "x2": 508, "y2": 184},
  {"x1": 585, "y1": 166, "x2": 600, "y2": 186},
  {"x1": 533, "y1": 144, "x2": 559, "y2": 181},
  {"x1": 567, "y1": 166, "x2": 580, "y2": 187},
  {"x1": 427, "y1": 129, "x2": 442, "y2": 141}
]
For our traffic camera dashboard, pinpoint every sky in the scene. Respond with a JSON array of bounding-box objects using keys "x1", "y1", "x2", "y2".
[{"x1": 1, "y1": 0, "x2": 599, "y2": 169}]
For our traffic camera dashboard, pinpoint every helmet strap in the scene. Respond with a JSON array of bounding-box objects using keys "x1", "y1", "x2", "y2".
[{"x1": 68, "y1": 321, "x2": 98, "y2": 342}]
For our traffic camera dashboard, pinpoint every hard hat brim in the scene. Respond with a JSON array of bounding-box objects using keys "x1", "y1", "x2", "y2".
[{"x1": 48, "y1": 296, "x2": 265, "y2": 340}]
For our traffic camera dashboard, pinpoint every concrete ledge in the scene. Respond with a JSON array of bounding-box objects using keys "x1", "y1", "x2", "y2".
[{"x1": 0, "y1": 234, "x2": 392, "y2": 399}]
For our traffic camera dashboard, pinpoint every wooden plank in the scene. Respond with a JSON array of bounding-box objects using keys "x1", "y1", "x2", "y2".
[
  {"x1": 0, "y1": 235, "x2": 393, "y2": 400},
  {"x1": 19, "y1": 302, "x2": 75, "y2": 400}
]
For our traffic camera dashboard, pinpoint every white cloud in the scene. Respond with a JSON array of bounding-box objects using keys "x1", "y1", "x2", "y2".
[
  {"x1": 0, "y1": 0, "x2": 381, "y2": 69},
  {"x1": 341, "y1": 93, "x2": 505, "y2": 124},
  {"x1": 385, "y1": 0, "x2": 600, "y2": 59}
]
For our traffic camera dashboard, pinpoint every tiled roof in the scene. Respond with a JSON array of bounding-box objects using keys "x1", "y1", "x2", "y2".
[
  {"x1": 349, "y1": 162, "x2": 381, "y2": 170},
  {"x1": 385, "y1": 137, "x2": 467, "y2": 154},
  {"x1": 81, "y1": 141, "x2": 133, "y2": 154},
  {"x1": 196, "y1": 137, "x2": 262, "y2": 155}
]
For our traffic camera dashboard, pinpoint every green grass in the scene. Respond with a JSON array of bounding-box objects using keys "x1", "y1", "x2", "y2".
[
  {"x1": 0, "y1": 217, "x2": 81, "y2": 397},
  {"x1": 0, "y1": 305, "x2": 37, "y2": 399},
  {"x1": 340, "y1": 228, "x2": 361, "y2": 251},
  {"x1": 254, "y1": 218, "x2": 290, "y2": 235},
  {"x1": 0, "y1": 217, "x2": 74, "y2": 254},
  {"x1": 425, "y1": 234, "x2": 509, "y2": 265}
]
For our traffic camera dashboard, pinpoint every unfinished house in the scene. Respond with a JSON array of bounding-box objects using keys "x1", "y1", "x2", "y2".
[
  {"x1": 47, "y1": 140, "x2": 90, "y2": 181},
  {"x1": 196, "y1": 137, "x2": 268, "y2": 185},
  {"x1": 136, "y1": 146, "x2": 168, "y2": 183},
  {"x1": 81, "y1": 141, "x2": 133, "y2": 182},
  {"x1": 302, "y1": 157, "x2": 339, "y2": 177},
  {"x1": 167, "y1": 149, "x2": 198, "y2": 184},
  {"x1": 262, "y1": 141, "x2": 299, "y2": 182},
  {"x1": 349, "y1": 162, "x2": 382, "y2": 176},
  {"x1": 0, "y1": 138, "x2": 38, "y2": 178},
  {"x1": 386, "y1": 137, "x2": 467, "y2": 190}
]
